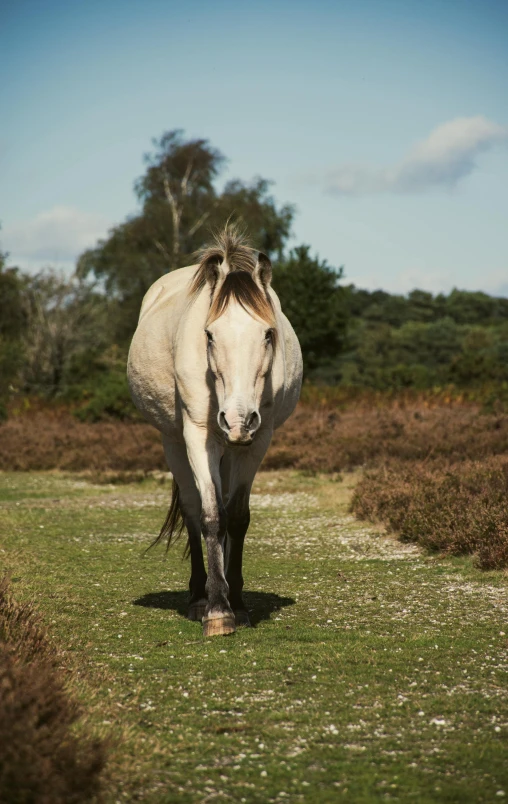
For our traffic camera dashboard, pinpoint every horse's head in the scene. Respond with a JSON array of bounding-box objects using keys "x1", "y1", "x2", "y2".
[{"x1": 196, "y1": 251, "x2": 277, "y2": 446}]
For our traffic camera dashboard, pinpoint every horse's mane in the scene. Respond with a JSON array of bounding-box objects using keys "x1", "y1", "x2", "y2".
[{"x1": 189, "y1": 224, "x2": 276, "y2": 329}]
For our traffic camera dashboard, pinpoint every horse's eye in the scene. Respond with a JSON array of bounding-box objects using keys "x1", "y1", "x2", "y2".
[
  {"x1": 265, "y1": 328, "x2": 274, "y2": 343},
  {"x1": 205, "y1": 330, "x2": 213, "y2": 343}
]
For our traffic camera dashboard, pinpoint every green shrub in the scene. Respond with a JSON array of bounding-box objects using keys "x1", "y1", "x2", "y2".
[{"x1": 72, "y1": 369, "x2": 137, "y2": 422}]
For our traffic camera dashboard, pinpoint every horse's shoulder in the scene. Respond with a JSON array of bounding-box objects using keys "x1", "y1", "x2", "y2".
[{"x1": 139, "y1": 264, "x2": 199, "y2": 320}]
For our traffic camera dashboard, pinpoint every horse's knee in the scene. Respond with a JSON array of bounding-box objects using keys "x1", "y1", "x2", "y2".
[{"x1": 201, "y1": 504, "x2": 227, "y2": 539}]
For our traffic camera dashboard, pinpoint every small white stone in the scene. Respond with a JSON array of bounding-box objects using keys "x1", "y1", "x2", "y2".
[{"x1": 260, "y1": 770, "x2": 267, "y2": 777}]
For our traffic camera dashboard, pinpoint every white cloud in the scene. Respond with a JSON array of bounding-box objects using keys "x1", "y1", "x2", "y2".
[
  {"x1": 3, "y1": 206, "x2": 110, "y2": 270},
  {"x1": 324, "y1": 116, "x2": 508, "y2": 196}
]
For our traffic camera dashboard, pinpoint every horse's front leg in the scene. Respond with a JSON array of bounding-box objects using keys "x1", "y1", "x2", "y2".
[
  {"x1": 184, "y1": 421, "x2": 235, "y2": 637},
  {"x1": 225, "y1": 431, "x2": 272, "y2": 627},
  {"x1": 225, "y1": 486, "x2": 250, "y2": 625}
]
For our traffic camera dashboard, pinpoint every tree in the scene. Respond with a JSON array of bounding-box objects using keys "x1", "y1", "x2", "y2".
[
  {"x1": 77, "y1": 130, "x2": 295, "y2": 343},
  {"x1": 20, "y1": 272, "x2": 110, "y2": 397},
  {"x1": 135, "y1": 129, "x2": 225, "y2": 268},
  {"x1": 0, "y1": 242, "x2": 26, "y2": 417},
  {"x1": 272, "y1": 246, "x2": 349, "y2": 379}
]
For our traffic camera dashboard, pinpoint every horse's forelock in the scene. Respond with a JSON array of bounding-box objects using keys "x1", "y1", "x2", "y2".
[
  {"x1": 206, "y1": 271, "x2": 276, "y2": 329},
  {"x1": 189, "y1": 224, "x2": 256, "y2": 296}
]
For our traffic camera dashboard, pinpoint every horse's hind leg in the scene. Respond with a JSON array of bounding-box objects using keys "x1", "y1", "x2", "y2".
[{"x1": 162, "y1": 436, "x2": 207, "y2": 621}]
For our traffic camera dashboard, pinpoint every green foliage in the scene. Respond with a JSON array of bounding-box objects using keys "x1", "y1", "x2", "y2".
[
  {"x1": 0, "y1": 339, "x2": 24, "y2": 420},
  {"x1": 338, "y1": 287, "x2": 508, "y2": 390},
  {"x1": 346, "y1": 284, "x2": 508, "y2": 327},
  {"x1": 0, "y1": 249, "x2": 26, "y2": 415},
  {"x1": 19, "y1": 271, "x2": 112, "y2": 398},
  {"x1": 273, "y1": 246, "x2": 348, "y2": 377},
  {"x1": 69, "y1": 350, "x2": 137, "y2": 422},
  {"x1": 0, "y1": 264, "x2": 26, "y2": 342}
]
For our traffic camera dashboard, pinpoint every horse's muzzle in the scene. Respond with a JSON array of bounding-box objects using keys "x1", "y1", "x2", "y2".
[{"x1": 218, "y1": 408, "x2": 260, "y2": 445}]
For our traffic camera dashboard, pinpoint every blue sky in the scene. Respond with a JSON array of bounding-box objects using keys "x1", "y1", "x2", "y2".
[{"x1": 1, "y1": 0, "x2": 507, "y2": 294}]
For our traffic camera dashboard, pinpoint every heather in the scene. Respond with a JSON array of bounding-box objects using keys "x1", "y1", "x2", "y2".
[
  {"x1": 0, "y1": 578, "x2": 106, "y2": 803},
  {"x1": 351, "y1": 457, "x2": 508, "y2": 570}
]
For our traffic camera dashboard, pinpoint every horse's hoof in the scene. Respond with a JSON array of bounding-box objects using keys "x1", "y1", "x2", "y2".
[
  {"x1": 234, "y1": 610, "x2": 251, "y2": 627},
  {"x1": 202, "y1": 613, "x2": 236, "y2": 637},
  {"x1": 188, "y1": 600, "x2": 207, "y2": 622}
]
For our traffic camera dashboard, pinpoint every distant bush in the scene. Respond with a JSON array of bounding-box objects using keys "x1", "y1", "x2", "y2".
[
  {"x1": 338, "y1": 319, "x2": 508, "y2": 390},
  {"x1": 72, "y1": 369, "x2": 137, "y2": 422},
  {"x1": 63, "y1": 346, "x2": 138, "y2": 422},
  {"x1": 0, "y1": 578, "x2": 106, "y2": 803},
  {"x1": 351, "y1": 458, "x2": 508, "y2": 570}
]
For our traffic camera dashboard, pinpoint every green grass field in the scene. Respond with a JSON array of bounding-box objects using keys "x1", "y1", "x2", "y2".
[{"x1": 1, "y1": 470, "x2": 507, "y2": 803}]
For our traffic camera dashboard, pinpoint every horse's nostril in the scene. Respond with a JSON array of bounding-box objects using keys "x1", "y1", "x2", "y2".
[
  {"x1": 219, "y1": 411, "x2": 230, "y2": 431},
  {"x1": 246, "y1": 410, "x2": 261, "y2": 432}
]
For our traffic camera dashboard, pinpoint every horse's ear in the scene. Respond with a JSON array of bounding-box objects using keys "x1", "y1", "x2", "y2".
[{"x1": 254, "y1": 252, "x2": 272, "y2": 289}]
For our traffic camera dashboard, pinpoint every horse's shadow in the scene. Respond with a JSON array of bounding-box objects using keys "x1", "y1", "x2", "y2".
[{"x1": 132, "y1": 589, "x2": 295, "y2": 627}]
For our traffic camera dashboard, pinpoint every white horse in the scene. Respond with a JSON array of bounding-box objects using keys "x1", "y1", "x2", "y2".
[{"x1": 127, "y1": 226, "x2": 302, "y2": 636}]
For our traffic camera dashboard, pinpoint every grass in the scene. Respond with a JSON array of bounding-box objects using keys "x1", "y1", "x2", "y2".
[{"x1": 0, "y1": 469, "x2": 507, "y2": 802}]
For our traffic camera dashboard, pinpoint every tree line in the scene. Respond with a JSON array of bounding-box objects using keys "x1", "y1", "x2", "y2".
[{"x1": 1, "y1": 130, "x2": 507, "y2": 419}]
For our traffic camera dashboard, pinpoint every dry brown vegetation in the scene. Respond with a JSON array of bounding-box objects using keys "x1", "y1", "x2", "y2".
[
  {"x1": 0, "y1": 407, "x2": 164, "y2": 472},
  {"x1": 0, "y1": 578, "x2": 106, "y2": 804},
  {"x1": 1, "y1": 400, "x2": 508, "y2": 568},
  {"x1": 351, "y1": 457, "x2": 508, "y2": 570},
  {"x1": 266, "y1": 402, "x2": 508, "y2": 471},
  {"x1": 2, "y1": 401, "x2": 508, "y2": 473}
]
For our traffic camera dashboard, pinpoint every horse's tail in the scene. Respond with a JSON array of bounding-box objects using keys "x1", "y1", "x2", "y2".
[{"x1": 146, "y1": 478, "x2": 190, "y2": 558}]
